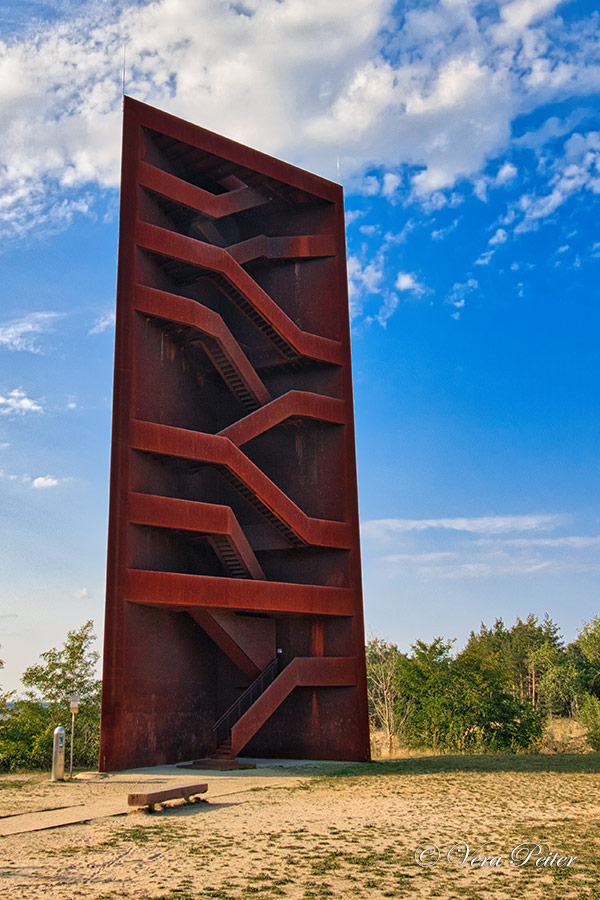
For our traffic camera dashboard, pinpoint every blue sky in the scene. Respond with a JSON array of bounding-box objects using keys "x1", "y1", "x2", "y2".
[{"x1": 0, "y1": 0, "x2": 599, "y2": 691}]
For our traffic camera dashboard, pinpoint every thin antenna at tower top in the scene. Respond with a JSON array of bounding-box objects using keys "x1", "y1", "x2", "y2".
[
  {"x1": 336, "y1": 154, "x2": 341, "y2": 185},
  {"x1": 122, "y1": 42, "x2": 127, "y2": 97}
]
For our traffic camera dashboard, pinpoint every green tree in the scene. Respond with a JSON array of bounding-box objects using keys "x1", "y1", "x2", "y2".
[
  {"x1": 578, "y1": 694, "x2": 600, "y2": 750},
  {"x1": 576, "y1": 615, "x2": 600, "y2": 667},
  {"x1": 464, "y1": 618, "x2": 513, "y2": 686},
  {"x1": 394, "y1": 638, "x2": 455, "y2": 751},
  {"x1": 0, "y1": 621, "x2": 102, "y2": 772},
  {"x1": 0, "y1": 650, "x2": 13, "y2": 712},
  {"x1": 21, "y1": 620, "x2": 100, "y2": 705},
  {"x1": 573, "y1": 615, "x2": 600, "y2": 699},
  {"x1": 365, "y1": 637, "x2": 404, "y2": 753},
  {"x1": 465, "y1": 614, "x2": 566, "y2": 714},
  {"x1": 572, "y1": 616, "x2": 600, "y2": 747},
  {"x1": 394, "y1": 637, "x2": 543, "y2": 753}
]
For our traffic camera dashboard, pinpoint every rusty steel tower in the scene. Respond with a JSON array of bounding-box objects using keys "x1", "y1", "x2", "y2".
[{"x1": 99, "y1": 98, "x2": 370, "y2": 770}]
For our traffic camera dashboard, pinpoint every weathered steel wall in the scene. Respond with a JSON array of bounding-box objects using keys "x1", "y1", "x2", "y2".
[{"x1": 100, "y1": 97, "x2": 370, "y2": 771}]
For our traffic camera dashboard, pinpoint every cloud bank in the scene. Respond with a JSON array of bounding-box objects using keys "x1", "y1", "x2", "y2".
[
  {"x1": 0, "y1": 0, "x2": 598, "y2": 239},
  {"x1": 361, "y1": 513, "x2": 600, "y2": 580},
  {"x1": 0, "y1": 312, "x2": 63, "y2": 353}
]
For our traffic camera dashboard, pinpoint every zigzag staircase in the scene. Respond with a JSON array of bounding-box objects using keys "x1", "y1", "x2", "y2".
[
  {"x1": 211, "y1": 656, "x2": 357, "y2": 760},
  {"x1": 212, "y1": 657, "x2": 280, "y2": 758},
  {"x1": 99, "y1": 98, "x2": 369, "y2": 771}
]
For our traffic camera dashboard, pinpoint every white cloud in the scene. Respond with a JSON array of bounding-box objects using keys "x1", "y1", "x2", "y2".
[
  {"x1": 0, "y1": 312, "x2": 63, "y2": 353},
  {"x1": 359, "y1": 224, "x2": 381, "y2": 237},
  {"x1": 362, "y1": 269, "x2": 427, "y2": 327},
  {"x1": 474, "y1": 160, "x2": 518, "y2": 201},
  {"x1": 489, "y1": 227, "x2": 508, "y2": 245},
  {"x1": 475, "y1": 249, "x2": 495, "y2": 266},
  {"x1": 481, "y1": 535, "x2": 600, "y2": 549},
  {"x1": 345, "y1": 209, "x2": 366, "y2": 226},
  {"x1": 382, "y1": 172, "x2": 402, "y2": 200},
  {"x1": 497, "y1": 0, "x2": 563, "y2": 34},
  {"x1": 514, "y1": 130, "x2": 600, "y2": 232},
  {"x1": 0, "y1": 0, "x2": 598, "y2": 236},
  {"x1": 354, "y1": 175, "x2": 382, "y2": 197},
  {"x1": 384, "y1": 221, "x2": 416, "y2": 245},
  {"x1": 495, "y1": 161, "x2": 517, "y2": 184},
  {"x1": 31, "y1": 476, "x2": 60, "y2": 489},
  {"x1": 349, "y1": 235, "x2": 429, "y2": 324},
  {"x1": 382, "y1": 551, "x2": 457, "y2": 565},
  {"x1": 362, "y1": 513, "x2": 565, "y2": 540},
  {"x1": 88, "y1": 310, "x2": 115, "y2": 335},
  {"x1": 0, "y1": 468, "x2": 69, "y2": 488},
  {"x1": 415, "y1": 558, "x2": 596, "y2": 580},
  {"x1": 431, "y1": 219, "x2": 459, "y2": 241},
  {"x1": 347, "y1": 253, "x2": 385, "y2": 319},
  {"x1": 446, "y1": 277, "x2": 478, "y2": 314},
  {"x1": 0, "y1": 389, "x2": 43, "y2": 415},
  {"x1": 375, "y1": 292, "x2": 399, "y2": 328},
  {"x1": 402, "y1": 543, "x2": 600, "y2": 579},
  {"x1": 395, "y1": 271, "x2": 426, "y2": 295},
  {"x1": 365, "y1": 514, "x2": 600, "y2": 580},
  {"x1": 515, "y1": 109, "x2": 591, "y2": 151}
]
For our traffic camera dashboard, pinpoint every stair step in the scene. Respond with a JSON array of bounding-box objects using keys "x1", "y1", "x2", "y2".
[
  {"x1": 209, "y1": 535, "x2": 252, "y2": 578},
  {"x1": 219, "y1": 468, "x2": 302, "y2": 547},
  {"x1": 199, "y1": 336, "x2": 261, "y2": 413},
  {"x1": 209, "y1": 273, "x2": 297, "y2": 359}
]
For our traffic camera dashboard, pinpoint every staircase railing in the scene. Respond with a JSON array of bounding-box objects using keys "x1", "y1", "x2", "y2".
[{"x1": 212, "y1": 656, "x2": 280, "y2": 748}]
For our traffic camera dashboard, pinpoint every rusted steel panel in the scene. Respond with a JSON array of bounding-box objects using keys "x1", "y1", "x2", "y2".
[
  {"x1": 134, "y1": 223, "x2": 344, "y2": 363},
  {"x1": 127, "y1": 493, "x2": 265, "y2": 579},
  {"x1": 100, "y1": 97, "x2": 370, "y2": 770},
  {"x1": 230, "y1": 657, "x2": 357, "y2": 757},
  {"x1": 188, "y1": 610, "x2": 261, "y2": 682},
  {"x1": 134, "y1": 285, "x2": 272, "y2": 407},
  {"x1": 218, "y1": 391, "x2": 346, "y2": 447},
  {"x1": 129, "y1": 420, "x2": 353, "y2": 548},
  {"x1": 124, "y1": 570, "x2": 356, "y2": 615}
]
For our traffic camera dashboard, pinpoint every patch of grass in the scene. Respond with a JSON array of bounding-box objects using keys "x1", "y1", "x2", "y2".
[
  {"x1": 305, "y1": 752, "x2": 600, "y2": 785},
  {"x1": 0, "y1": 776, "x2": 39, "y2": 790},
  {"x1": 197, "y1": 890, "x2": 237, "y2": 900},
  {"x1": 310, "y1": 853, "x2": 341, "y2": 874},
  {"x1": 88, "y1": 820, "x2": 189, "y2": 852}
]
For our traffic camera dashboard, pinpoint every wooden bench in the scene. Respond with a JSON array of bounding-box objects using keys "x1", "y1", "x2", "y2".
[{"x1": 128, "y1": 783, "x2": 208, "y2": 811}]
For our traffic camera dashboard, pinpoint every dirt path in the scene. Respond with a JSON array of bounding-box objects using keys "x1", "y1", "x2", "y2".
[{"x1": 0, "y1": 756, "x2": 599, "y2": 900}]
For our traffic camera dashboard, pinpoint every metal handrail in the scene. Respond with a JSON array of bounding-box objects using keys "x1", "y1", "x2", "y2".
[{"x1": 212, "y1": 656, "x2": 280, "y2": 744}]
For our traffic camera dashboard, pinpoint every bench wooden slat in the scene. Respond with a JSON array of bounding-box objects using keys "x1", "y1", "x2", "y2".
[{"x1": 128, "y1": 783, "x2": 208, "y2": 807}]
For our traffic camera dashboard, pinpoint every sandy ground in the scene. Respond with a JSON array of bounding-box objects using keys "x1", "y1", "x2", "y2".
[{"x1": 0, "y1": 757, "x2": 599, "y2": 900}]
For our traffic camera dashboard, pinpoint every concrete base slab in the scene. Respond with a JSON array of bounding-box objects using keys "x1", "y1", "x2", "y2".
[
  {"x1": 0, "y1": 802, "x2": 129, "y2": 837},
  {"x1": 178, "y1": 759, "x2": 256, "y2": 771}
]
